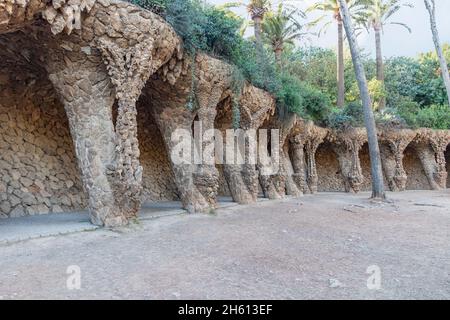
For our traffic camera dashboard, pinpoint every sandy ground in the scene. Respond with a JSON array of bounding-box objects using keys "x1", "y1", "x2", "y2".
[{"x1": 0, "y1": 190, "x2": 449, "y2": 300}]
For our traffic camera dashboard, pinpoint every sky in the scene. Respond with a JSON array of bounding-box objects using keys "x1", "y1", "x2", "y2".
[{"x1": 208, "y1": 0, "x2": 450, "y2": 58}]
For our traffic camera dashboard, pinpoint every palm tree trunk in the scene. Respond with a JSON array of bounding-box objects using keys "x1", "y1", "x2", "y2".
[
  {"x1": 275, "y1": 48, "x2": 282, "y2": 66},
  {"x1": 424, "y1": 0, "x2": 450, "y2": 106},
  {"x1": 337, "y1": 0, "x2": 386, "y2": 200},
  {"x1": 337, "y1": 18, "x2": 345, "y2": 108},
  {"x1": 374, "y1": 25, "x2": 386, "y2": 109},
  {"x1": 253, "y1": 16, "x2": 263, "y2": 46}
]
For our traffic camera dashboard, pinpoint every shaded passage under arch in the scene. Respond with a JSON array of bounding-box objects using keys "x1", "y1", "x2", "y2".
[
  {"x1": 316, "y1": 142, "x2": 345, "y2": 192},
  {"x1": 404, "y1": 144, "x2": 431, "y2": 190},
  {"x1": 0, "y1": 45, "x2": 87, "y2": 217}
]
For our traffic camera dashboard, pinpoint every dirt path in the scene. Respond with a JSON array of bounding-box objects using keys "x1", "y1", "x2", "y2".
[{"x1": 0, "y1": 190, "x2": 449, "y2": 300}]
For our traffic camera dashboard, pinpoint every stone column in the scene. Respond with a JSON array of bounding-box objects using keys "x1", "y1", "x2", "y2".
[
  {"x1": 289, "y1": 135, "x2": 306, "y2": 193},
  {"x1": 333, "y1": 142, "x2": 364, "y2": 193},
  {"x1": 46, "y1": 49, "x2": 124, "y2": 226},
  {"x1": 223, "y1": 164, "x2": 257, "y2": 204},
  {"x1": 227, "y1": 84, "x2": 276, "y2": 202},
  {"x1": 194, "y1": 88, "x2": 223, "y2": 208},
  {"x1": 429, "y1": 130, "x2": 450, "y2": 189},
  {"x1": 379, "y1": 129, "x2": 416, "y2": 192},
  {"x1": 330, "y1": 129, "x2": 366, "y2": 193},
  {"x1": 415, "y1": 143, "x2": 441, "y2": 190},
  {"x1": 305, "y1": 139, "x2": 321, "y2": 194},
  {"x1": 282, "y1": 146, "x2": 301, "y2": 197},
  {"x1": 414, "y1": 129, "x2": 450, "y2": 190}
]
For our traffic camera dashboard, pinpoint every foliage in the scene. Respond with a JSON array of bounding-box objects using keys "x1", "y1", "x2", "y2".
[
  {"x1": 128, "y1": 0, "x2": 168, "y2": 15},
  {"x1": 397, "y1": 98, "x2": 450, "y2": 129},
  {"x1": 347, "y1": 78, "x2": 386, "y2": 110},
  {"x1": 354, "y1": 0, "x2": 413, "y2": 32},
  {"x1": 262, "y1": 4, "x2": 308, "y2": 58},
  {"x1": 327, "y1": 101, "x2": 365, "y2": 128},
  {"x1": 285, "y1": 47, "x2": 337, "y2": 103},
  {"x1": 128, "y1": 0, "x2": 449, "y2": 130}
]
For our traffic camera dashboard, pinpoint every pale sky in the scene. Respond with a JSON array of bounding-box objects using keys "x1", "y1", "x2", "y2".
[{"x1": 208, "y1": 0, "x2": 450, "y2": 57}]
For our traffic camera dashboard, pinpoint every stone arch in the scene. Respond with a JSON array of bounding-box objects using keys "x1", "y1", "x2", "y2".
[
  {"x1": 315, "y1": 142, "x2": 345, "y2": 192},
  {"x1": 0, "y1": 32, "x2": 87, "y2": 218},
  {"x1": 403, "y1": 144, "x2": 431, "y2": 190}
]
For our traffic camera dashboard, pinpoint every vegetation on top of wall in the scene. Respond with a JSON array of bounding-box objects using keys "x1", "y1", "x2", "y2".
[{"x1": 128, "y1": 0, "x2": 449, "y2": 130}]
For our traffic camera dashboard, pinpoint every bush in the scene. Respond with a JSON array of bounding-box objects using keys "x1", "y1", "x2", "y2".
[
  {"x1": 327, "y1": 102, "x2": 365, "y2": 129},
  {"x1": 128, "y1": 0, "x2": 167, "y2": 15},
  {"x1": 298, "y1": 83, "x2": 333, "y2": 125},
  {"x1": 276, "y1": 73, "x2": 303, "y2": 119},
  {"x1": 414, "y1": 104, "x2": 450, "y2": 129}
]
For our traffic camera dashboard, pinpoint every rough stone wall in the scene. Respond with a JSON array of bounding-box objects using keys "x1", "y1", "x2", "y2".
[
  {"x1": 0, "y1": 72, "x2": 86, "y2": 218},
  {"x1": 315, "y1": 142, "x2": 345, "y2": 192},
  {"x1": 136, "y1": 103, "x2": 178, "y2": 202},
  {"x1": 403, "y1": 144, "x2": 431, "y2": 190}
]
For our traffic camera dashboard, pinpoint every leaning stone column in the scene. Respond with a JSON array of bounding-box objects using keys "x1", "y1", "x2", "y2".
[
  {"x1": 289, "y1": 135, "x2": 306, "y2": 193},
  {"x1": 330, "y1": 128, "x2": 366, "y2": 193},
  {"x1": 414, "y1": 129, "x2": 450, "y2": 190},
  {"x1": 429, "y1": 130, "x2": 450, "y2": 189},
  {"x1": 379, "y1": 129, "x2": 416, "y2": 191},
  {"x1": 46, "y1": 47, "x2": 125, "y2": 226},
  {"x1": 282, "y1": 147, "x2": 302, "y2": 196},
  {"x1": 231, "y1": 84, "x2": 276, "y2": 201},
  {"x1": 304, "y1": 124, "x2": 328, "y2": 194},
  {"x1": 146, "y1": 53, "x2": 212, "y2": 213},
  {"x1": 193, "y1": 55, "x2": 232, "y2": 208}
]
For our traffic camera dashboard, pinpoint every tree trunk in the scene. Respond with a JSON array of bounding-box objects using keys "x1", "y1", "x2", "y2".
[
  {"x1": 337, "y1": 19, "x2": 345, "y2": 108},
  {"x1": 375, "y1": 25, "x2": 386, "y2": 109},
  {"x1": 253, "y1": 16, "x2": 263, "y2": 47},
  {"x1": 424, "y1": 0, "x2": 450, "y2": 106},
  {"x1": 338, "y1": 0, "x2": 386, "y2": 199},
  {"x1": 275, "y1": 48, "x2": 283, "y2": 66}
]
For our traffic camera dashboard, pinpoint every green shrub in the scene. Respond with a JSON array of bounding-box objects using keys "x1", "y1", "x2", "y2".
[
  {"x1": 276, "y1": 73, "x2": 303, "y2": 119},
  {"x1": 327, "y1": 102, "x2": 365, "y2": 129},
  {"x1": 128, "y1": 0, "x2": 168, "y2": 15},
  {"x1": 297, "y1": 83, "x2": 333, "y2": 125},
  {"x1": 414, "y1": 104, "x2": 450, "y2": 129}
]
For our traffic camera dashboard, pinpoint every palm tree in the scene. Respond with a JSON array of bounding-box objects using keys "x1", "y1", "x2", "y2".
[
  {"x1": 424, "y1": 0, "x2": 450, "y2": 106},
  {"x1": 308, "y1": 0, "x2": 360, "y2": 108},
  {"x1": 337, "y1": 0, "x2": 386, "y2": 199},
  {"x1": 224, "y1": 0, "x2": 271, "y2": 46},
  {"x1": 262, "y1": 4, "x2": 308, "y2": 66},
  {"x1": 356, "y1": 0, "x2": 413, "y2": 109}
]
